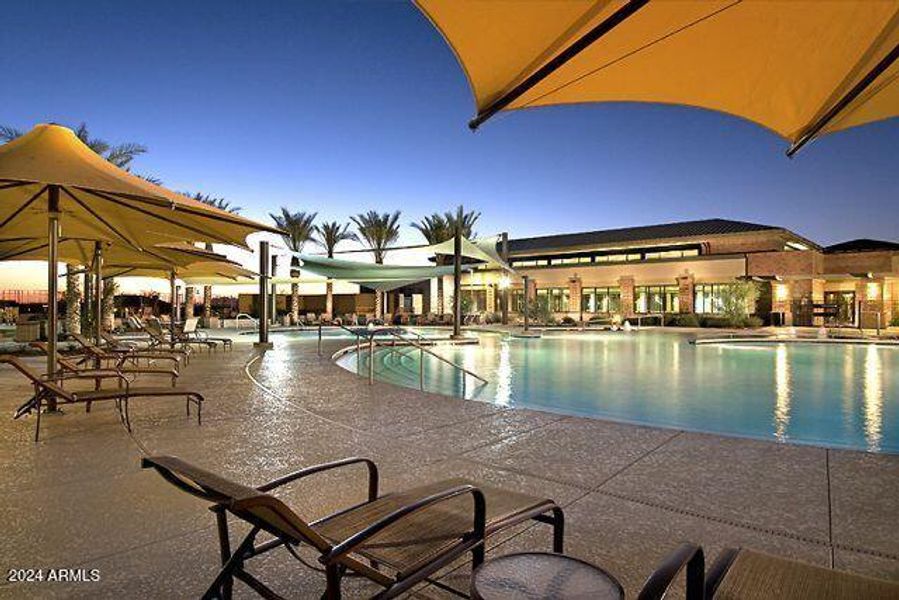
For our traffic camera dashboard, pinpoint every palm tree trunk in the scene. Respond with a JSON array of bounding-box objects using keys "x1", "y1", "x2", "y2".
[
  {"x1": 102, "y1": 278, "x2": 116, "y2": 331},
  {"x1": 65, "y1": 264, "x2": 81, "y2": 334},
  {"x1": 185, "y1": 287, "x2": 195, "y2": 320},
  {"x1": 375, "y1": 291, "x2": 382, "y2": 319},
  {"x1": 326, "y1": 280, "x2": 334, "y2": 317},
  {"x1": 82, "y1": 271, "x2": 93, "y2": 334},
  {"x1": 203, "y1": 285, "x2": 212, "y2": 326},
  {"x1": 291, "y1": 277, "x2": 300, "y2": 325}
]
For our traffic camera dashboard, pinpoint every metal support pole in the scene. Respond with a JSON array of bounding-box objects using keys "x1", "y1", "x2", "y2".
[
  {"x1": 46, "y1": 186, "x2": 60, "y2": 411},
  {"x1": 270, "y1": 254, "x2": 278, "y2": 326},
  {"x1": 170, "y1": 271, "x2": 177, "y2": 343},
  {"x1": 318, "y1": 321, "x2": 322, "y2": 356},
  {"x1": 356, "y1": 335, "x2": 361, "y2": 374},
  {"x1": 419, "y1": 345, "x2": 424, "y2": 391},
  {"x1": 501, "y1": 232, "x2": 509, "y2": 325},
  {"x1": 453, "y1": 205, "x2": 463, "y2": 338},
  {"x1": 93, "y1": 242, "x2": 103, "y2": 345},
  {"x1": 523, "y1": 275, "x2": 530, "y2": 332},
  {"x1": 368, "y1": 337, "x2": 374, "y2": 384},
  {"x1": 255, "y1": 241, "x2": 272, "y2": 348}
]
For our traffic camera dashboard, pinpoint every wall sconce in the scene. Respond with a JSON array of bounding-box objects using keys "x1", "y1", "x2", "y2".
[
  {"x1": 774, "y1": 283, "x2": 790, "y2": 302},
  {"x1": 867, "y1": 282, "x2": 881, "y2": 299},
  {"x1": 498, "y1": 275, "x2": 511, "y2": 290}
]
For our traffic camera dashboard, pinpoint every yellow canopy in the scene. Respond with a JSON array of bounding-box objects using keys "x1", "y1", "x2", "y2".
[
  {"x1": 0, "y1": 238, "x2": 226, "y2": 268},
  {"x1": 416, "y1": 1, "x2": 899, "y2": 153},
  {"x1": 0, "y1": 124, "x2": 280, "y2": 248},
  {"x1": 106, "y1": 261, "x2": 257, "y2": 283}
]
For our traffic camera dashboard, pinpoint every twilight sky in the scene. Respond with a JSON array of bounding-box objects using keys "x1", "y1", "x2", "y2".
[{"x1": 2, "y1": 1, "x2": 898, "y2": 289}]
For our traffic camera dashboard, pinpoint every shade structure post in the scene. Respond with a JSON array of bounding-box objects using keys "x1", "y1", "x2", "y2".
[
  {"x1": 501, "y1": 232, "x2": 509, "y2": 325},
  {"x1": 523, "y1": 275, "x2": 530, "y2": 332},
  {"x1": 46, "y1": 185, "x2": 61, "y2": 411},
  {"x1": 255, "y1": 241, "x2": 272, "y2": 349},
  {"x1": 270, "y1": 254, "x2": 278, "y2": 326},
  {"x1": 452, "y1": 205, "x2": 463, "y2": 338},
  {"x1": 93, "y1": 242, "x2": 103, "y2": 345},
  {"x1": 169, "y1": 271, "x2": 177, "y2": 343}
]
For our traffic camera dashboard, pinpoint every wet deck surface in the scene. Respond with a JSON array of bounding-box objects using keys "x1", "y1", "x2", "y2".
[{"x1": 1, "y1": 332, "x2": 897, "y2": 598}]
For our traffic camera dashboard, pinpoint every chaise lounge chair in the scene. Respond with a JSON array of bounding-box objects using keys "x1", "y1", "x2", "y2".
[
  {"x1": 144, "y1": 318, "x2": 216, "y2": 353},
  {"x1": 71, "y1": 332, "x2": 186, "y2": 369},
  {"x1": 178, "y1": 318, "x2": 233, "y2": 351},
  {"x1": 638, "y1": 542, "x2": 899, "y2": 600},
  {"x1": 141, "y1": 454, "x2": 564, "y2": 599},
  {"x1": 30, "y1": 341, "x2": 180, "y2": 388},
  {"x1": 1, "y1": 356, "x2": 203, "y2": 442}
]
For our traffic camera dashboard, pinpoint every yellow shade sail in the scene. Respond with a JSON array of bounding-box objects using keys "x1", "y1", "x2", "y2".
[
  {"x1": 0, "y1": 238, "x2": 227, "y2": 268},
  {"x1": 105, "y1": 261, "x2": 257, "y2": 283},
  {"x1": 0, "y1": 124, "x2": 280, "y2": 247},
  {"x1": 416, "y1": 0, "x2": 899, "y2": 153}
]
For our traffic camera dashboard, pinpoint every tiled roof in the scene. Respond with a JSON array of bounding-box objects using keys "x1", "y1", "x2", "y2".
[
  {"x1": 507, "y1": 218, "x2": 779, "y2": 253},
  {"x1": 824, "y1": 239, "x2": 899, "y2": 254}
]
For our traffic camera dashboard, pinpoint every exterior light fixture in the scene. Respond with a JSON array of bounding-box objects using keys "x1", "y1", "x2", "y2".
[{"x1": 498, "y1": 275, "x2": 511, "y2": 290}]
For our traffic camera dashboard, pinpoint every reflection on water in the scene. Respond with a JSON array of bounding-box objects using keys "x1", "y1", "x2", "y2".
[
  {"x1": 864, "y1": 345, "x2": 884, "y2": 452},
  {"x1": 774, "y1": 344, "x2": 791, "y2": 441},
  {"x1": 494, "y1": 339, "x2": 512, "y2": 407}
]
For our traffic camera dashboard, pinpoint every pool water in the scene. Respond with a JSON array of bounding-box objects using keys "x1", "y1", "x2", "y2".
[{"x1": 336, "y1": 331, "x2": 899, "y2": 453}]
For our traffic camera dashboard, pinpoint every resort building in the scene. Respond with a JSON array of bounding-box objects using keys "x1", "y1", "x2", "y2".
[{"x1": 453, "y1": 219, "x2": 899, "y2": 328}]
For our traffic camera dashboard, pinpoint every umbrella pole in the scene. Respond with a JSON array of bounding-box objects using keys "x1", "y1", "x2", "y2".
[
  {"x1": 46, "y1": 185, "x2": 61, "y2": 411},
  {"x1": 93, "y1": 242, "x2": 103, "y2": 345},
  {"x1": 255, "y1": 241, "x2": 272, "y2": 349},
  {"x1": 170, "y1": 270, "x2": 177, "y2": 344},
  {"x1": 453, "y1": 205, "x2": 462, "y2": 338},
  {"x1": 501, "y1": 232, "x2": 509, "y2": 325}
]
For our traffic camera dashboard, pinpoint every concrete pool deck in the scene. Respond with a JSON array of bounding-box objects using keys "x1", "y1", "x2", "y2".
[{"x1": 0, "y1": 331, "x2": 897, "y2": 598}]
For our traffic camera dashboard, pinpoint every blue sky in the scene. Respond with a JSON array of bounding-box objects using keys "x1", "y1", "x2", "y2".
[{"x1": 2, "y1": 0, "x2": 898, "y2": 256}]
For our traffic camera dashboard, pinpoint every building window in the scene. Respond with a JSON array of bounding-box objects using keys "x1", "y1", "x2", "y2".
[
  {"x1": 582, "y1": 287, "x2": 621, "y2": 313},
  {"x1": 634, "y1": 286, "x2": 680, "y2": 313},
  {"x1": 537, "y1": 288, "x2": 569, "y2": 312},
  {"x1": 510, "y1": 289, "x2": 525, "y2": 312},
  {"x1": 694, "y1": 283, "x2": 735, "y2": 314}
]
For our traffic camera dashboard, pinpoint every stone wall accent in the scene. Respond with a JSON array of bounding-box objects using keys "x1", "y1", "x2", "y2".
[
  {"x1": 525, "y1": 278, "x2": 537, "y2": 300},
  {"x1": 568, "y1": 276, "x2": 582, "y2": 317},
  {"x1": 676, "y1": 274, "x2": 694, "y2": 314},
  {"x1": 747, "y1": 250, "x2": 821, "y2": 277},
  {"x1": 856, "y1": 278, "x2": 891, "y2": 329},
  {"x1": 618, "y1": 276, "x2": 635, "y2": 317},
  {"x1": 825, "y1": 251, "x2": 894, "y2": 275},
  {"x1": 486, "y1": 285, "x2": 496, "y2": 314}
]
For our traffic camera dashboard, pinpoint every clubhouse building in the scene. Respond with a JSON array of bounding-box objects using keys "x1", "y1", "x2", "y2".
[{"x1": 451, "y1": 219, "x2": 899, "y2": 328}]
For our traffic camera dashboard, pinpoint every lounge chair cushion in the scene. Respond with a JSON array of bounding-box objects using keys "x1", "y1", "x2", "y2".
[
  {"x1": 313, "y1": 477, "x2": 552, "y2": 576},
  {"x1": 714, "y1": 549, "x2": 899, "y2": 600}
]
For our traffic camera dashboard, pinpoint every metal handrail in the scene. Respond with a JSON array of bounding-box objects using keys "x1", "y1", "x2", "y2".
[
  {"x1": 235, "y1": 313, "x2": 258, "y2": 331},
  {"x1": 333, "y1": 323, "x2": 488, "y2": 393}
]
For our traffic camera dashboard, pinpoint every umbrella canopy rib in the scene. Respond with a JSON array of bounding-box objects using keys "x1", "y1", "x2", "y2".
[
  {"x1": 61, "y1": 187, "x2": 144, "y2": 250},
  {"x1": 0, "y1": 185, "x2": 47, "y2": 229}
]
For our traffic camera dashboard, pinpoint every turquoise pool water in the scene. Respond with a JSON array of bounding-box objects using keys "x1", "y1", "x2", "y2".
[{"x1": 335, "y1": 331, "x2": 899, "y2": 453}]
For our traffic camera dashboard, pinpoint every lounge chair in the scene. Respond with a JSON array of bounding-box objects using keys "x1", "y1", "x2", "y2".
[
  {"x1": 638, "y1": 543, "x2": 899, "y2": 600},
  {"x1": 30, "y1": 341, "x2": 179, "y2": 387},
  {"x1": 70, "y1": 332, "x2": 185, "y2": 368},
  {"x1": 144, "y1": 318, "x2": 216, "y2": 353},
  {"x1": 141, "y1": 454, "x2": 564, "y2": 599},
  {"x1": 178, "y1": 318, "x2": 233, "y2": 351},
  {"x1": 1, "y1": 356, "x2": 202, "y2": 442}
]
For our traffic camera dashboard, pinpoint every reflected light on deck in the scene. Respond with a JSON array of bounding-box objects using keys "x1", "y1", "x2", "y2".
[
  {"x1": 494, "y1": 340, "x2": 512, "y2": 407},
  {"x1": 863, "y1": 345, "x2": 883, "y2": 452}
]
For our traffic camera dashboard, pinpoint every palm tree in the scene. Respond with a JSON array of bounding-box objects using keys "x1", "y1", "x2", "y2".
[
  {"x1": 270, "y1": 208, "x2": 317, "y2": 324},
  {"x1": 351, "y1": 211, "x2": 401, "y2": 317},
  {"x1": 189, "y1": 193, "x2": 242, "y2": 326},
  {"x1": 2, "y1": 122, "x2": 151, "y2": 334},
  {"x1": 411, "y1": 214, "x2": 450, "y2": 315},
  {"x1": 444, "y1": 209, "x2": 480, "y2": 239},
  {"x1": 315, "y1": 221, "x2": 358, "y2": 317}
]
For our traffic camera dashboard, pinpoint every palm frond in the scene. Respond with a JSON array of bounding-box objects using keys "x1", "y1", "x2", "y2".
[
  {"x1": 270, "y1": 208, "x2": 317, "y2": 253},
  {"x1": 105, "y1": 143, "x2": 148, "y2": 168},
  {"x1": 184, "y1": 192, "x2": 242, "y2": 214},
  {"x1": 351, "y1": 210, "x2": 402, "y2": 263},
  {"x1": 411, "y1": 213, "x2": 451, "y2": 244},
  {"x1": 0, "y1": 125, "x2": 23, "y2": 142},
  {"x1": 315, "y1": 221, "x2": 358, "y2": 258}
]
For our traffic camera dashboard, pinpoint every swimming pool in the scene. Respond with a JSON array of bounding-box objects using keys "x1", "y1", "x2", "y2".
[{"x1": 335, "y1": 330, "x2": 899, "y2": 453}]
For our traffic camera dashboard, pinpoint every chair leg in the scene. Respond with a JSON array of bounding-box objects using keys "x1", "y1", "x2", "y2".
[
  {"x1": 202, "y1": 527, "x2": 259, "y2": 600},
  {"x1": 323, "y1": 564, "x2": 342, "y2": 600},
  {"x1": 214, "y1": 508, "x2": 233, "y2": 600},
  {"x1": 552, "y1": 507, "x2": 564, "y2": 553},
  {"x1": 34, "y1": 394, "x2": 42, "y2": 443},
  {"x1": 472, "y1": 542, "x2": 485, "y2": 569}
]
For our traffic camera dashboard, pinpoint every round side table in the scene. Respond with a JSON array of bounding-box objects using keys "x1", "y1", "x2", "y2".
[{"x1": 471, "y1": 552, "x2": 624, "y2": 600}]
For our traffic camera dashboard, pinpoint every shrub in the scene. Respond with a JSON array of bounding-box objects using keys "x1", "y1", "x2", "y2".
[
  {"x1": 743, "y1": 315, "x2": 764, "y2": 328},
  {"x1": 718, "y1": 281, "x2": 760, "y2": 323},
  {"x1": 668, "y1": 314, "x2": 700, "y2": 327},
  {"x1": 891, "y1": 314, "x2": 899, "y2": 327},
  {"x1": 524, "y1": 296, "x2": 554, "y2": 325},
  {"x1": 561, "y1": 316, "x2": 577, "y2": 326},
  {"x1": 483, "y1": 311, "x2": 500, "y2": 324}
]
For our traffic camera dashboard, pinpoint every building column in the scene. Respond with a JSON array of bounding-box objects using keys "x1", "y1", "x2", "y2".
[
  {"x1": 772, "y1": 281, "x2": 793, "y2": 326},
  {"x1": 618, "y1": 276, "x2": 635, "y2": 318},
  {"x1": 676, "y1": 274, "x2": 694, "y2": 314},
  {"x1": 525, "y1": 278, "x2": 537, "y2": 301},
  {"x1": 184, "y1": 286, "x2": 196, "y2": 320},
  {"x1": 486, "y1": 284, "x2": 496, "y2": 314},
  {"x1": 568, "y1": 276, "x2": 582, "y2": 319}
]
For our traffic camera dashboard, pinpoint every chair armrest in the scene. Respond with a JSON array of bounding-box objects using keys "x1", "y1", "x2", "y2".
[
  {"x1": 258, "y1": 457, "x2": 379, "y2": 500},
  {"x1": 323, "y1": 484, "x2": 486, "y2": 564},
  {"x1": 637, "y1": 542, "x2": 704, "y2": 600}
]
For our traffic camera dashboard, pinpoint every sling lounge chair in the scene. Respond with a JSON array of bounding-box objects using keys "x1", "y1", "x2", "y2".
[
  {"x1": 30, "y1": 342, "x2": 179, "y2": 387},
  {"x1": 178, "y1": 318, "x2": 233, "y2": 351},
  {"x1": 638, "y1": 543, "x2": 899, "y2": 600},
  {"x1": 142, "y1": 454, "x2": 564, "y2": 599},
  {"x1": 71, "y1": 332, "x2": 186, "y2": 368},
  {"x1": 143, "y1": 318, "x2": 214, "y2": 354},
  {"x1": 1, "y1": 356, "x2": 202, "y2": 442}
]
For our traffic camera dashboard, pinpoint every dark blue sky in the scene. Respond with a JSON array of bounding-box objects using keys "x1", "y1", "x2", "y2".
[{"x1": 3, "y1": 0, "x2": 898, "y2": 247}]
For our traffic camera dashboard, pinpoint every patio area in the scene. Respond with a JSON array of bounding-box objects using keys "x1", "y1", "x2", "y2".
[{"x1": 1, "y1": 332, "x2": 897, "y2": 598}]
